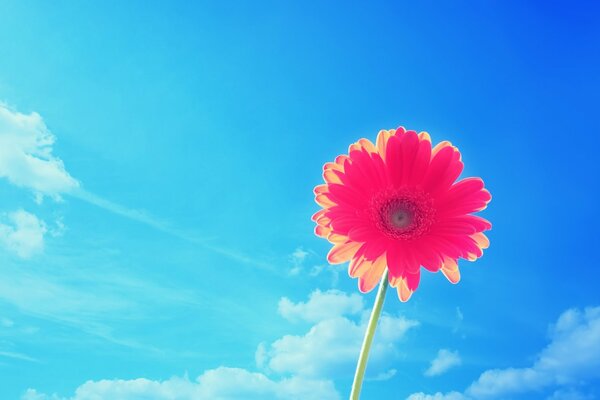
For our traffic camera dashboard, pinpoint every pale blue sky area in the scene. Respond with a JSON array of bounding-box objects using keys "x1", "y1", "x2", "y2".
[{"x1": 0, "y1": 1, "x2": 599, "y2": 399}]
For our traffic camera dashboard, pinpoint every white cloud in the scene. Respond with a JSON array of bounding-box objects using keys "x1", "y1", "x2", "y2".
[
  {"x1": 0, "y1": 104, "x2": 285, "y2": 274},
  {"x1": 408, "y1": 306, "x2": 600, "y2": 399},
  {"x1": 546, "y1": 388, "x2": 593, "y2": 400},
  {"x1": 286, "y1": 248, "x2": 340, "y2": 284},
  {"x1": 22, "y1": 368, "x2": 340, "y2": 400},
  {"x1": 24, "y1": 289, "x2": 418, "y2": 399},
  {"x1": 291, "y1": 247, "x2": 308, "y2": 264},
  {"x1": 0, "y1": 104, "x2": 72, "y2": 258},
  {"x1": 0, "y1": 104, "x2": 79, "y2": 199},
  {"x1": 456, "y1": 307, "x2": 464, "y2": 321},
  {"x1": 407, "y1": 392, "x2": 466, "y2": 400},
  {"x1": 425, "y1": 349, "x2": 462, "y2": 377},
  {"x1": 278, "y1": 289, "x2": 363, "y2": 323},
  {"x1": 264, "y1": 290, "x2": 419, "y2": 379},
  {"x1": 288, "y1": 247, "x2": 309, "y2": 276},
  {"x1": 0, "y1": 209, "x2": 47, "y2": 258},
  {"x1": 367, "y1": 368, "x2": 397, "y2": 382},
  {"x1": 309, "y1": 264, "x2": 325, "y2": 276}
]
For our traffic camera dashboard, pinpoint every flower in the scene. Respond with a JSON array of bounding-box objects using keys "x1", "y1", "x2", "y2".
[{"x1": 312, "y1": 127, "x2": 491, "y2": 301}]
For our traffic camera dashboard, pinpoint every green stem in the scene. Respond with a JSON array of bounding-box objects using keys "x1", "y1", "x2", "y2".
[{"x1": 350, "y1": 268, "x2": 389, "y2": 400}]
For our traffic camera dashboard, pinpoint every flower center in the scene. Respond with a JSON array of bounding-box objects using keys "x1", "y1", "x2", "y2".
[
  {"x1": 369, "y1": 188, "x2": 435, "y2": 240},
  {"x1": 390, "y1": 208, "x2": 413, "y2": 229}
]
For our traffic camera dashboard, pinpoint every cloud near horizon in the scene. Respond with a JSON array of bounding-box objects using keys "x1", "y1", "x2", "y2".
[
  {"x1": 22, "y1": 367, "x2": 340, "y2": 400},
  {"x1": 408, "y1": 306, "x2": 600, "y2": 400},
  {"x1": 24, "y1": 289, "x2": 420, "y2": 399}
]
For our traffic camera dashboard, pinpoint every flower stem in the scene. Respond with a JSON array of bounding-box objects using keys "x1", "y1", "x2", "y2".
[{"x1": 350, "y1": 268, "x2": 389, "y2": 400}]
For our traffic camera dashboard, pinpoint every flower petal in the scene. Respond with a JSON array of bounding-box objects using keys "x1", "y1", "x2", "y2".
[
  {"x1": 441, "y1": 258, "x2": 461, "y2": 284},
  {"x1": 358, "y1": 138, "x2": 378, "y2": 154},
  {"x1": 406, "y1": 134, "x2": 432, "y2": 187},
  {"x1": 358, "y1": 255, "x2": 386, "y2": 293},
  {"x1": 327, "y1": 241, "x2": 362, "y2": 264},
  {"x1": 471, "y1": 232, "x2": 490, "y2": 250},
  {"x1": 411, "y1": 241, "x2": 443, "y2": 272},
  {"x1": 327, "y1": 183, "x2": 367, "y2": 209},
  {"x1": 396, "y1": 278, "x2": 413, "y2": 302},
  {"x1": 385, "y1": 244, "x2": 403, "y2": 277},
  {"x1": 313, "y1": 184, "x2": 328, "y2": 195},
  {"x1": 418, "y1": 131, "x2": 431, "y2": 142},
  {"x1": 323, "y1": 161, "x2": 343, "y2": 173},
  {"x1": 362, "y1": 239, "x2": 387, "y2": 261},
  {"x1": 314, "y1": 224, "x2": 331, "y2": 238},
  {"x1": 329, "y1": 215, "x2": 366, "y2": 235},
  {"x1": 399, "y1": 130, "x2": 420, "y2": 185},
  {"x1": 422, "y1": 144, "x2": 463, "y2": 197},
  {"x1": 323, "y1": 168, "x2": 343, "y2": 184},
  {"x1": 385, "y1": 134, "x2": 404, "y2": 186},
  {"x1": 348, "y1": 225, "x2": 379, "y2": 242},
  {"x1": 315, "y1": 193, "x2": 336, "y2": 208},
  {"x1": 437, "y1": 178, "x2": 492, "y2": 216},
  {"x1": 334, "y1": 155, "x2": 350, "y2": 169},
  {"x1": 348, "y1": 148, "x2": 385, "y2": 191},
  {"x1": 348, "y1": 244, "x2": 369, "y2": 277},
  {"x1": 327, "y1": 232, "x2": 347, "y2": 244},
  {"x1": 376, "y1": 129, "x2": 395, "y2": 160},
  {"x1": 311, "y1": 209, "x2": 326, "y2": 222},
  {"x1": 406, "y1": 270, "x2": 421, "y2": 291}
]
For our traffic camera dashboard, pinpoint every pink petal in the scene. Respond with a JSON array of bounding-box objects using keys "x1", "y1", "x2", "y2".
[
  {"x1": 406, "y1": 270, "x2": 421, "y2": 291},
  {"x1": 406, "y1": 134, "x2": 432, "y2": 187},
  {"x1": 399, "y1": 130, "x2": 420, "y2": 185},
  {"x1": 348, "y1": 225, "x2": 379, "y2": 242},
  {"x1": 358, "y1": 255, "x2": 387, "y2": 293},
  {"x1": 396, "y1": 278, "x2": 413, "y2": 302},
  {"x1": 327, "y1": 241, "x2": 362, "y2": 264},
  {"x1": 327, "y1": 183, "x2": 367, "y2": 209},
  {"x1": 422, "y1": 145, "x2": 464, "y2": 197},
  {"x1": 376, "y1": 129, "x2": 394, "y2": 160},
  {"x1": 441, "y1": 258, "x2": 461, "y2": 284}
]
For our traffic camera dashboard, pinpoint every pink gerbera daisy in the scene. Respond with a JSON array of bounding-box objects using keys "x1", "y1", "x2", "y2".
[{"x1": 312, "y1": 127, "x2": 491, "y2": 302}]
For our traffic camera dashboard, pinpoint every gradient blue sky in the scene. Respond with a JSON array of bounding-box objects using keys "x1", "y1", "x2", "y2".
[{"x1": 1, "y1": 1, "x2": 599, "y2": 399}]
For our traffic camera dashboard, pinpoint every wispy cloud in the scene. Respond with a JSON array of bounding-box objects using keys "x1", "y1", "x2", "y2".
[
  {"x1": 0, "y1": 350, "x2": 39, "y2": 363},
  {"x1": 73, "y1": 189, "x2": 279, "y2": 273},
  {"x1": 73, "y1": 177, "x2": 281, "y2": 274},
  {"x1": 0, "y1": 258, "x2": 205, "y2": 353},
  {"x1": 70, "y1": 189, "x2": 174, "y2": 233}
]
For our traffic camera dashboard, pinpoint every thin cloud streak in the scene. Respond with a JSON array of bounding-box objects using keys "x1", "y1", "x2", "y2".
[
  {"x1": 0, "y1": 350, "x2": 39, "y2": 363},
  {"x1": 72, "y1": 189, "x2": 279, "y2": 274}
]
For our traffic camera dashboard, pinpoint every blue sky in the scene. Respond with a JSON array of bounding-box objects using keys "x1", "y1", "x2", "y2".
[{"x1": 0, "y1": 1, "x2": 599, "y2": 399}]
